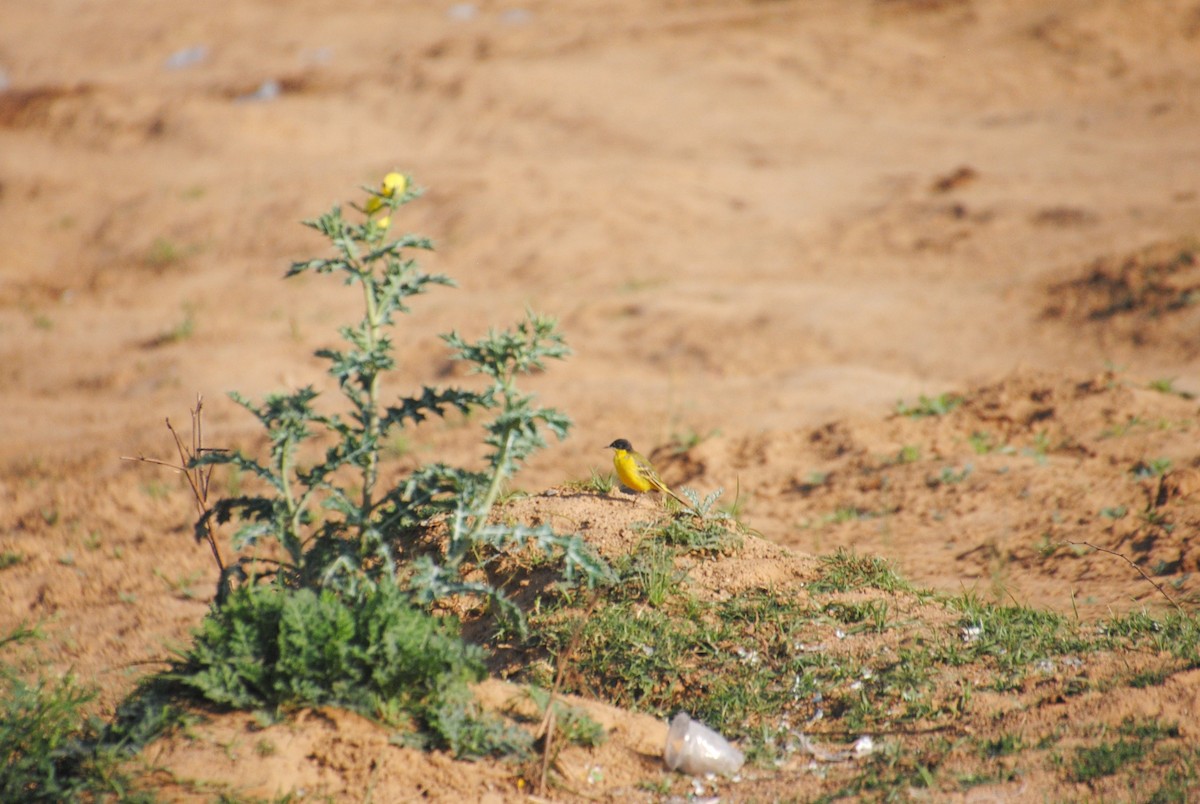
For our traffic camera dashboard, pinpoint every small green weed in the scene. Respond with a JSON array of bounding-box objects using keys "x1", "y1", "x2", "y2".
[
  {"x1": 621, "y1": 541, "x2": 686, "y2": 607},
  {"x1": 825, "y1": 505, "x2": 872, "y2": 523},
  {"x1": 1099, "y1": 505, "x2": 1128, "y2": 520},
  {"x1": 1148, "y1": 378, "x2": 1195, "y2": 399},
  {"x1": 564, "y1": 468, "x2": 615, "y2": 495},
  {"x1": 1119, "y1": 717, "x2": 1179, "y2": 740},
  {"x1": 824, "y1": 599, "x2": 891, "y2": 633},
  {"x1": 524, "y1": 686, "x2": 605, "y2": 748},
  {"x1": 809, "y1": 548, "x2": 911, "y2": 594},
  {"x1": 1131, "y1": 458, "x2": 1173, "y2": 479},
  {"x1": 967, "y1": 431, "x2": 1011, "y2": 455},
  {"x1": 0, "y1": 625, "x2": 150, "y2": 801},
  {"x1": 895, "y1": 392, "x2": 964, "y2": 418},
  {"x1": 1028, "y1": 429, "x2": 1053, "y2": 459},
  {"x1": 145, "y1": 237, "x2": 197, "y2": 271},
  {"x1": 651, "y1": 513, "x2": 742, "y2": 555},
  {"x1": 1102, "y1": 416, "x2": 1150, "y2": 438},
  {"x1": 669, "y1": 427, "x2": 719, "y2": 453},
  {"x1": 154, "y1": 568, "x2": 203, "y2": 600},
  {"x1": 979, "y1": 732, "x2": 1024, "y2": 758},
  {"x1": 152, "y1": 304, "x2": 196, "y2": 346},
  {"x1": 1069, "y1": 738, "x2": 1149, "y2": 783},
  {"x1": 927, "y1": 463, "x2": 973, "y2": 487},
  {"x1": 804, "y1": 470, "x2": 829, "y2": 487}
]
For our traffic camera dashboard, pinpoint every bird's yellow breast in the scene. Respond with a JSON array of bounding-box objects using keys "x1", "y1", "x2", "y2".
[{"x1": 612, "y1": 449, "x2": 655, "y2": 493}]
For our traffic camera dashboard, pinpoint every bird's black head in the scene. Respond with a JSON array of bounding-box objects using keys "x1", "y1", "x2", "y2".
[{"x1": 607, "y1": 438, "x2": 633, "y2": 451}]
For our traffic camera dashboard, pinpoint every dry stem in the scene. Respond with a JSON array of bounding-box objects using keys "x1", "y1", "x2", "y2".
[
  {"x1": 1065, "y1": 540, "x2": 1183, "y2": 612},
  {"x1": 122, "y1": 393, "x2": 225, "y2": 576}
]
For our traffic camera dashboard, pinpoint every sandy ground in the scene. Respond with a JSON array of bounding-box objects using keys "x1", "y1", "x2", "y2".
[{"x1": 3, "y1": 0, "x2": 1200, "y2": 800}]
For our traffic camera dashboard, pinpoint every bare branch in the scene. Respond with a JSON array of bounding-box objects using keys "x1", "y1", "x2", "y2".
[{"x1": 1065, "y1": 540, "x2": 1183, "y2": 612}]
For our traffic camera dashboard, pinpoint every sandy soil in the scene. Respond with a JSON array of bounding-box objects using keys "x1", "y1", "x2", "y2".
[{"x1": 3, "y1": 0, "x2": 1200, "y2": 800}]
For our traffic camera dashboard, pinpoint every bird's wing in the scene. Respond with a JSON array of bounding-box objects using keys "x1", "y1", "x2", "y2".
[
  {"x1": 633, "y1": 454, "x2": 691, "y2": 507},
  {"x1": 631, "y1": 453, "x2": 665, "y2": 488}
]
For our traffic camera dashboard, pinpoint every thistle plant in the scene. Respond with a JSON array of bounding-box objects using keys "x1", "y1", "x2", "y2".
[
  {"x1": 194, "y1": 172, "x2": 611, "y2": 622},
  {"x1": 137, "y1": 174, "x2": 615, "y2": 753}
]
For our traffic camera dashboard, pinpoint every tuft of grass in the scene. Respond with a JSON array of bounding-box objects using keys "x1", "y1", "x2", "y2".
[
  {"x1": 524, "y1": 686, "x2": 605, "y2": 748},
  {"x1": 979, "y1": 732, "x2": 1025, "y2": 758},
  {"x1": 620, "y1": 541, "x2": 686, "y2": 607},
  {"x1": 153, "y1": 568, "x2": 203, "y2": 601},
  {"x1": 669, "y1": 427, "x2": 719, "y2": 454},
  {"x1": 0, "y1": 625, "x2": 151, "y2": 801},
  {"x1": 927, "y1": 463, "x2": 973, "y2": 487},
  {"x1": 1102, "y1": 609, "x2": 1200, "y2": 664},
  {"x1": 943, "y1": 591, "x2": 1101, "y2": 690},
  {"x1": 1127, "y1": 666, "x2": 1175, "y2": 688},
  {"x1": 651, "y1": 513, "x2": 743, "y2": 555},
  {"x1": 530, "y1": 590, "x2": 825, "y2": 741},
  {"x1": 824, "y1": 599, "x2": 891, "y2": 633},
  {"x1": 967, "y1": 430, "x2": 1012, "y2": 455},
  {"x1": 164, "y1": 305, "x2": 196, "y2": 344},
  {"x1": 1148, "y1": 377, "x2": 1195, "y2": 399},
  {"x1": 1069, "y1": 738, "x2": 1149, "y2": 783},
  {"x1": 144, "y1": 237, "x2": 197, "y2": 271},
  {"x1": 564, "y1": 468, "x2": 615, "y2": 495},
  {"x1": 809, "y1": 548, "x2": 911, "y2": 594},
  {"x1": 895, "y1": 392, "x2": 964, "y2": 418}
]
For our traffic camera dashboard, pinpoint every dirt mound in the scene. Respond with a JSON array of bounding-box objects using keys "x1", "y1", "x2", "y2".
[
  {"x1": 1044, "y1": 238, "x2": 1200, "y2": 358},
  {"x1": 681, "y1": 369, "x2": 1200, "y2": 616}
]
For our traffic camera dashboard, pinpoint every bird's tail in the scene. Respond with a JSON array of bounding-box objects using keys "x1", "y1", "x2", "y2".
[{"x1": 659, "y1": 482, "x2": 693, "y2": 511}]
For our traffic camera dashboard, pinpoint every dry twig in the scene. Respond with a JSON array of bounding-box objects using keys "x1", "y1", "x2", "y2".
[
  {"x1": 122, "y1": 393, "x2": 225, "y2": 576},
  {"x1": 1065, "y1": 540, "x2": 1183, "y2": 612}
]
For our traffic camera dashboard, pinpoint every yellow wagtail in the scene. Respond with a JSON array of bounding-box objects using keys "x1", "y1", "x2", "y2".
[{"x1": 607, "y1": 438, "x2": 690, "y2": 508}]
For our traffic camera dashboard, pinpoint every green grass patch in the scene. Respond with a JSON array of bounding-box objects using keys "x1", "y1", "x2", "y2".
[
  {"x1": 1069, "y1": 738, "x2": 1149, "y2": 783},
  {"x1": 895, "y1": 392, "x2": 964, "y2": 418},
  {"x1": 809, "y1": 548, "x2": 912, "y2": 594},
  {"x1": 1, "y1": 625, "x2": 152, "y2": 801}
]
